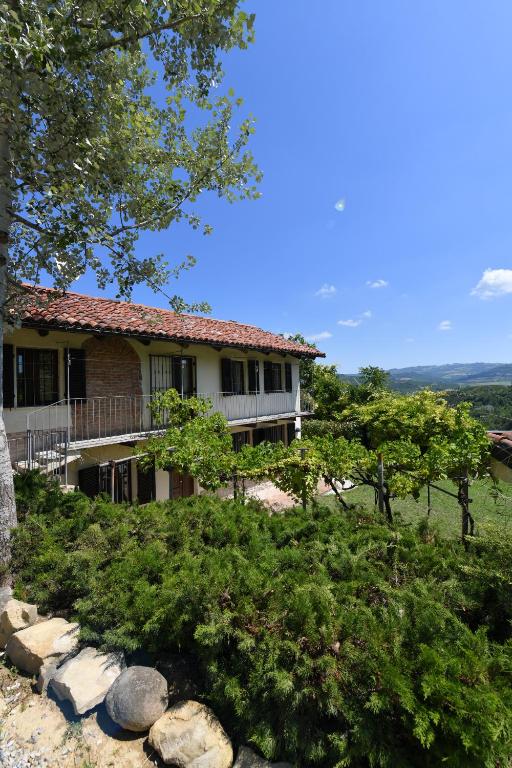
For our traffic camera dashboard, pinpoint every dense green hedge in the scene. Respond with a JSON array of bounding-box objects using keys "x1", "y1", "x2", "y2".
[{"x1": 11, "y1": 472, "x2": 512, "y2": 767}]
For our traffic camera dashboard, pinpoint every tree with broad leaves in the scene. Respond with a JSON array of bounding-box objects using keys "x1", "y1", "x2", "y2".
[
  {"x1": 0, "y1": 0, "x2": 261, "y2": 579},
  {"x1": 314, "y1": 390, "x2": 491, "y2": 522}
]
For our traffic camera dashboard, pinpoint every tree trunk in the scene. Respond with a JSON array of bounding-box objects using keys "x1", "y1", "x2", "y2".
[{"x1": 0, "y1": 109, "x2": 17, "y2": 584}]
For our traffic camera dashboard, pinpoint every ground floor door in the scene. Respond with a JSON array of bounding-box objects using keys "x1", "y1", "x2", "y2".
[
  {"x1": 137, "y1": 462, "x2": 156, "y2": 504},
  {"x1": 169, "y1": 470, "x2": 194, "y2": 499}
]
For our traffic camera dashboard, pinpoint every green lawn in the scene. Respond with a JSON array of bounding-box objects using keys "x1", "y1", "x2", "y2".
[{"x1": 318, "y1": 477, "x2": 512, "y2": 539}]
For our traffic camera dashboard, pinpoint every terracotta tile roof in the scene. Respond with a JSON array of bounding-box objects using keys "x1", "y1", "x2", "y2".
[
  {"x1": 17, "y1": 285, "x2": 324, "y2": 358},
  {"x1": 488, "y1": 431, "x2": 512, "y2": 467}
]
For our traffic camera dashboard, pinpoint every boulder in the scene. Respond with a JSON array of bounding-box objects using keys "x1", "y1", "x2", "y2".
[
  {"x1": 105, "y1": 665, "x2": 168, "y2": 732},
  {"x1": 0, "y1": 585, "x2": 13, "y2": 614},
  {"x1": 234, "y1": 746, "x2": 293, "y2": 767},
  {"x1": 0, "y1": 599, "x2": 38, "y2": 648},
  {"x1": 51, "y1": 647, "x2": 124, "y2": 715},
  {"x1": 148, "y1": 700, "x2": 233, "y2": 768},
  {"x1": 36, "y1": 657, "x2": 62, "y2": 694},
  {"x1": 6, "y1": 617, "x2": 79, "y2": 675}
]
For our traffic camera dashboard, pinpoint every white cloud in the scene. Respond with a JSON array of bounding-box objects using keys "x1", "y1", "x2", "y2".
[
  {"x1": 471, "y1": 268, "x2": 512, "y2": 299},
  {"x1": 306, "y1": 331, "x2": 333, "y2": 342},
  {"x1": 366, "y1": 279, "x2": 389, "y2": 289},
  {"x1": 338, "y1": 309, "x2": 372, "y2": 328},
  {"x1": 315, "y1": 283, "x2": 337, "y2": 299},
  {"x1": 338, "y1": 318, "x2": 362, "y2": 327},
  {"x1": 438, "y1": 320, "x2": 452, "y2": 332}
]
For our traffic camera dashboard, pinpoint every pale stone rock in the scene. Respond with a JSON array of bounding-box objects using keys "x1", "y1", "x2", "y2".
[
  {"x1": 36, "y1": 658, "x2": 62, "y2": 694},
  {"x1": 234, "y1": 746, "x2": 293, "y2": 768},
  {"x1": 51, "y1": 647, "x2": 124, "y2": 715},
  {"x1": 148, "y1": 700, "x2": 233, "y2": 768},
  {"x1": 6, "y1": 618, "x2": 79, "y2": 675},
  {"x1": 0, "y1": 599, "x2": 38, "y2": 648},
  {"x1": 106, "y1": 665, "x2": 168, "y2": 732}
]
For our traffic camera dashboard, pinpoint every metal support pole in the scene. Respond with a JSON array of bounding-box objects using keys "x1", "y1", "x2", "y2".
[{"x1": 427, "y1": 483, "x2": 431, "y2": 516}]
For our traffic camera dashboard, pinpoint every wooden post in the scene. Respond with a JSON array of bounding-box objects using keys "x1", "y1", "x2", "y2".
[
  {"x1": 377, "y1": 452, "x2": 385, "y2": 516},
  {"x1": 233, "y1": 472, "x2": 238, "y2": 501},
  {"x1": 459, "y1": 474, "x2": 470, "y2": 542},
  {"x1": 427, "y1": 483, "x2": 431, "y2": 516}
]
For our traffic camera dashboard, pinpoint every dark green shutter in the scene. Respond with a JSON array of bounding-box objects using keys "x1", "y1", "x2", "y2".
[
  {"x1": 66, "y1": 349, "x2": 86, "y2": 399},
  {"x1": 3, "y1": 344, "x2": 14, "y2": 408},
  {"x1": 78, "y1": 465, "x2": 100, "y2": 498},
  {"x1": 172, "y1": 356, "x2": 182, "y2": 393},
  {"x1": 285, "y1": 363, "x2": 292, "y2": 392},
  {"x1": 263, "y1": 361, "x2": 272, "y2": 393},
  {"x1": 137, "y1": 462, "x2": 156, "y2": 503},
  {"x1": 221, "y1": 359, "x2": 232, "y2": 395}
]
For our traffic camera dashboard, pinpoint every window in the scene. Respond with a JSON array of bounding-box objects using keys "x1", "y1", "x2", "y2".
[
  {"x1": 232, "y1": 430, "x2": 251, "y2": 452},
  {"x1": 221, "y1": 358, "x2": 245, "y2": 395},
  {"x1": 248, "y1": 360, "x2": 260, "y2": 393},
  {"x1": 171, "y1": 356, "x2": 196, "y2": 397},
  {"x1": 253, "y1": 425, "x2": 285, "y2": 446},
  {"x1": 263, "y1": 361, "x2": 283, "y2": 393},
  {"x1": 16, "y1": 348, "x2": 59, "y2": 407},
  {"x1": 150, "y1": 355, "x2": 196, "y2": 397}
]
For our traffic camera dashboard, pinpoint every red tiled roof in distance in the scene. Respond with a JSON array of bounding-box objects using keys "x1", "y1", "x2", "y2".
[{"x1": 16, "y1": 285, "x2": 324, "y2": 358}]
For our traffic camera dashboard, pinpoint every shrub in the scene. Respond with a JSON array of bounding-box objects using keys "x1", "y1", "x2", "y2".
[{"x1": 11, "y1": 473, "x2": 512, "y2": 767}]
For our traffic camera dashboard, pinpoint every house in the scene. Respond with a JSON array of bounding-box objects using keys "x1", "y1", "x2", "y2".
[
  {"x1": 4, "y1": 286, "x2": 323, "y2": 502},
  {"x1": 488, "y1": 431, "x2": 512, "y2": 484}
]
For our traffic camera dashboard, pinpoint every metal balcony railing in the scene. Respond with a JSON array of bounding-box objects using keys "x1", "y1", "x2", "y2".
[{"x1": 9, "y1": 390, "x2": 305, "y2": 475}]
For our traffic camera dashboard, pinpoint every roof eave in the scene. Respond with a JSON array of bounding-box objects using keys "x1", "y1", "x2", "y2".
[{"x1": 18, "y1": 319, "x2": 324, "y2": 359}]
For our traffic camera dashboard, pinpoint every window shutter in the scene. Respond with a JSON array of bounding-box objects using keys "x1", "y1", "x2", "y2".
[
  {"x1": 66, "y1": 349, "x2": 86, "y2": 399},
  {"x1": 221, "y1": 358, "x2": 232, "y2": 395},
  {"x1": 248, "y1": 360, "x2": 260, "y2": 393},
  {"x1": 172, "y1": 356, "x2": 183, "y2": 394},
  {"x1": 263, "y1": 361, "x2": 272, "y2": 393},
  {"x1": 78, "y1": 465, "x2": 100, "y2": 498},
  {"x1": 3, "y1": 344, "x2": 14, "y2": 408},
  {"x1": 284, "y1": 363, "x2": 292, "y2": 392}
]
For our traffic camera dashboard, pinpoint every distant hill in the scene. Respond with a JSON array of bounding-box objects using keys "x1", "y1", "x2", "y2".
[{"x1": 339, "y1": 363, "x2": 512, "y2": 392}]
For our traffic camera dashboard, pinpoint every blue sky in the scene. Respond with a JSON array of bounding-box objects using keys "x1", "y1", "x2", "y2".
[{"x1": 78, "y1": 1, "x2": 512, "y2": 372}]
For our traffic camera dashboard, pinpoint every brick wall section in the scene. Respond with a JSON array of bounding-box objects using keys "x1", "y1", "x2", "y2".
[
  {"x1": 83, "y1": 336, "x2": 142, "y2": 399},
  {"x1": 72, "y1": 337, "x2": 144, "y2": 440}
]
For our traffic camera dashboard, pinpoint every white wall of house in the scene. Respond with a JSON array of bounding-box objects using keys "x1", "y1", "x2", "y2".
[{"x1": 3, "y1": 326, "x2": 301, "y2": 435}]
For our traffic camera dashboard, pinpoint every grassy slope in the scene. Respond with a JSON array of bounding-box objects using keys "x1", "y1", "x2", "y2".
[{"x1": 319, "y1": 477, "x2": 512, "y2": 539}]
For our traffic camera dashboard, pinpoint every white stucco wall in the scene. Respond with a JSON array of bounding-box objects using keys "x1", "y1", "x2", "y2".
[{"x1": 4, "y1": 326, "x2": 301, "y2": 432}]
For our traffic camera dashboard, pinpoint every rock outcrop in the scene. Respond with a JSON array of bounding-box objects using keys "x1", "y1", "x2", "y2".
[
  {"x1": 105, "y1": 665, "x2": 168, "y2": 732},
  {"x1": 0, "y1": 599, "x2": 38, "y2": 648},
  {"x1": 6, "y1": 618, "x2": 79, "y2": 675},
  {"x1": 51, "y1": 647, "x2": 124, "y2": 715},
  {"x1": 149, "y1": 700, "x2": 233, "y2": 768}
]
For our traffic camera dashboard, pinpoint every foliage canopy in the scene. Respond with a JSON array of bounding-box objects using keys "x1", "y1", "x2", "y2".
[{"x1": 11, "y1": 473, "x2": 512, "y2": 768}]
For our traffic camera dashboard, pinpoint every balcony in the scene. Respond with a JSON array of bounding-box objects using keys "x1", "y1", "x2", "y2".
[{"x1": 7, "y1": 390, "x2": 308, "y2": 469}]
